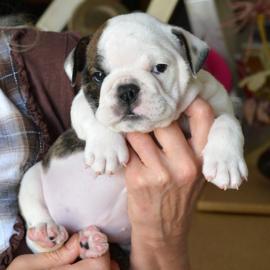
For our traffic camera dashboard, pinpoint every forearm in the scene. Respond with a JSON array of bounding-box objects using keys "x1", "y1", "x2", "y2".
[
  {"x1": 130, "y1": 231, "x2": 189, "y2": 270},
  {"x1": 127, "y1": 181, "x2": 196, "y2": 270}
]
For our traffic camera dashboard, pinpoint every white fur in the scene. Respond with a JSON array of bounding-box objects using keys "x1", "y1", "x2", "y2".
[
  {"x1": 18, "y1": 162, "x2": 55, "y2": 252},
  {"x1": 96, "y1": 14, "x2": 191, "y2": 132},
  {"x1": 69, "y1": 13, "x2": 247, "y2": 188},
  {"x1": 19, "y1": 13, "x2": 248, "y2": 254},
  {"x1": 64, "y1": 48, "x2": 75, "y2": 81},
  {"x1": 71, "y1": 90, "x2": 129, "y2": 173},
  {"x1": 194, "y1": 71, "x2": 247, "y2": 189}
]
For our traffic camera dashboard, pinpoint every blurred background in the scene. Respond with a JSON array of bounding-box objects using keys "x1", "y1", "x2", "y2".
[{"x1": 2, "y1": 0, "x2": 270, "y2": 269}]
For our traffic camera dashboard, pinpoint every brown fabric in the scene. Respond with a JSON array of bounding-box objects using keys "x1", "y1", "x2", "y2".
[
  {"x1": 10, "y1": 29, "x2": 50, "y2": 155},
  {"x1": 0, "y1": 28, "x2": 80, "y2": 269},
  {"x1": 0, "y1": 28, "x2": 45, "y2": 269},
  {"x1": 0, "y1": 217, "x2": 25, "y2": 270},
  {"x1": 12, "y1": 29, "x2": 80, "y2": 143}
]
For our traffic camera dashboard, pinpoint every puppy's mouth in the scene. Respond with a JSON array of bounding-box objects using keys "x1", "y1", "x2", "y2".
[{"x1": 122, "y1": 110, "x2": 142, "y2": 121}]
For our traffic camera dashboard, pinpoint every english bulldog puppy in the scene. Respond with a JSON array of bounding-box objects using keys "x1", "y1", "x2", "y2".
[{"x1": 19, "y1": 13, "x2": 248, "y2": 257}]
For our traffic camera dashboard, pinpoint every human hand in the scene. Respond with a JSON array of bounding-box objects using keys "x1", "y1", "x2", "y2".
[
  {"x1": 125, "y1": 98, "x2": 214, "y2": 270},
  {"x1": 8, "y1": 234, "x2": 119, "y2": 270}
]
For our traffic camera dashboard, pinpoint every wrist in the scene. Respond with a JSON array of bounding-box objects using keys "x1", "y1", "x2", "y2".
[
  {"x1": 130, "y1": 228, "x2": 189, "y2": 270},
  {"x1": 130, "y1": 215, "x2": 190, "y2": 244}
]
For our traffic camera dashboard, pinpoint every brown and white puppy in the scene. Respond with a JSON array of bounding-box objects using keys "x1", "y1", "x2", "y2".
[{"x1": 19, "y1": 13, "x2": 248, "y2": 257}]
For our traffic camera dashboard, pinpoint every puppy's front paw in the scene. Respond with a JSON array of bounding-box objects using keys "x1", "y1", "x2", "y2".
[
  {"x1": 27, "y1": 223, "x2": 68, "y2": 253},
  {"x1": 202, "y1": 143, "x2": 248, "y2": 190},
  {"x1": 79, "y1": 225, "x2": 109, "y2": 259},
  {"x1": 84, "y1": 132, "x2": 128, "y2": 174}
]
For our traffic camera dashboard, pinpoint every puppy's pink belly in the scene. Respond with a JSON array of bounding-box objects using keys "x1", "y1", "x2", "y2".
[{"x1": 41, "y1": 152, "x2": 130, "y2": 244}]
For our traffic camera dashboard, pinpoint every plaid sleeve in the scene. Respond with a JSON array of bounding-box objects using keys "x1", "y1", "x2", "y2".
[{"x1": 0, "y1": 29, "x2": 49, "y2": 269}]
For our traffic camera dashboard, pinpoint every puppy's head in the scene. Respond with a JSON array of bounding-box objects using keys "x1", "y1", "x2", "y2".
[{"x1": 65, "y1": 13, "x2": 209, "y2": 132}]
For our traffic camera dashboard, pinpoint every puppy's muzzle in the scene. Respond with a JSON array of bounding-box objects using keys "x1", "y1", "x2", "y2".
[{"x1": 117, "y1": 83, "x2": 140, "y2": 106}]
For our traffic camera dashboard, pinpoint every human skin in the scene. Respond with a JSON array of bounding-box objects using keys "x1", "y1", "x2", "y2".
[
  {"x1": 7, "y1": 97, "x2": 214, "y2": 270},
  {"x1": 125, "y1": 98, "x2": 214, "y2": 270},
  {"x1": 7, "y1": 234, "x2": 119, "y2": 270}
]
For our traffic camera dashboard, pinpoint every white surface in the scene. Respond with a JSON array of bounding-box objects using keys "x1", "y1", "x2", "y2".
[
  {"x1": 184, "y1": 0, "x2": 229, "y2": 59},
  {"x1": 147, "y1": 0, "x2": 179, "y2": 22},
  {"x1": 0, "y1": 217, "x2": 16, "y2": 253},
  {"x1": 36, "y1": 0, "x2": 85, "y2": 31}
]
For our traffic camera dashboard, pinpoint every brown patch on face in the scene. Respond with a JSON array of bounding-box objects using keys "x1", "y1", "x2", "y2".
[
  {"x1": 86, "y1": 23, "x2": 107, "y2": 71},
  {"x1": 82, "y1": 23, "x2": 107, "y2": 109}
]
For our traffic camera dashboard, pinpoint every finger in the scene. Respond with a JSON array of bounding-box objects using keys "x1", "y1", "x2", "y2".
[
  {"x1": 111, "y1": 260, "x2": 120, "y2": 270},
  {"x1": 125, "y1": 148, "x2": 144, "y2": 182},
  {"x1": 126, "y1": 132, "x2": 162, "y2": 167},
  {"x1": 126, "y1": 147, "x2": 143, "y2": 169},
  {"x1": 23, "y1": 234, "x2": 80, "y2": 269},
  {"x1": 154, "y1": 121, "x2": 194, "y2": 159},
  {"x1": 63, "y1": 252, "x2": 111, "y2": 270},
  {"x1": 81, "y1": 252, "x2": 110, "y2": 270},
  {"x1": 185, "y1": 98, "x2": 214, "y2": 157},
  {"x1": 52, "y1": 256, "x2": 119, "y2": 270}
]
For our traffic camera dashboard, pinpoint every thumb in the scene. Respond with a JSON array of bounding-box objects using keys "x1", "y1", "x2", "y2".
[
  {"x1": 111, "y1": 260, "x2": 120, "y2": 270},
  {"x1": 83, "y1": 251, "x2": 111, "y2": 269},
  {"x1": 28, "y1": 234, "x2": 80, "y2": 269},
  {"x1": 57, "y1": 251, "x2": 113, "y2": 270}
]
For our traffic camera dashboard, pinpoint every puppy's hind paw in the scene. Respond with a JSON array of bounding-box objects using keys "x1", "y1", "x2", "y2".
[
  {"x1": 79, "y1": 225, "x2": 109, "y2": 259},
  {"x1": 27, "y1": 222, "x2": 68, "y2": 253}
]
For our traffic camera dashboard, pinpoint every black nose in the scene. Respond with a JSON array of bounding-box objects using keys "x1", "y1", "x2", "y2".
[{"x1": 117, "y1": 83, "x2": 140, "y2": 105}]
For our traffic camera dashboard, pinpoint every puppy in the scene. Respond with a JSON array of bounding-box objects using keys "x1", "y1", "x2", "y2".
[{"x1": 19, "y1": 13, "x2": 248, "y2": 257}]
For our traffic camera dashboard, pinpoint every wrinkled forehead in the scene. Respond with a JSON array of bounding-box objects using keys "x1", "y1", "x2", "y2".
[{"x1": 96, "y1": 16, "x2": 176, "y2": 71}]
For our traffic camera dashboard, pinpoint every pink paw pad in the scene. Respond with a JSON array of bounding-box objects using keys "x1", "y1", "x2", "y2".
[
  {"x1": 79, "y1": 225, "x2": 109, "y2": 259},
  {"x1": 27, "y1": 223, "x2": 68, "y2": 249}
]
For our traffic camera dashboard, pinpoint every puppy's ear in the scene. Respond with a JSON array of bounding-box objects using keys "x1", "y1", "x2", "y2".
[
  {"x1": 171, "y1": 27, "x2": 209, "y2": 76},
  {"x1": 64, "y1": 36, "x2": 90, "y2": 87}
]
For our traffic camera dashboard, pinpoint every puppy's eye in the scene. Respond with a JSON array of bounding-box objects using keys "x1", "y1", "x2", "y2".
[
  {"x1": 152, "y1": 64, "x2": 168, "y2": 74},
  {"x1": 92, "y1": 71, "x2": 106, "y2": 84}
]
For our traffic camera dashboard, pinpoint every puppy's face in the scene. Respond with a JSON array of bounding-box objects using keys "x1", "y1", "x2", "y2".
[{"x1": 67, "y1": 13, "x2": 209, "y2": 132}]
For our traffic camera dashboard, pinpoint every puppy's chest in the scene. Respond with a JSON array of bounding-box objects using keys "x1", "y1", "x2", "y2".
[{"x1": 41, "y1": 151, "x2": 130, "y2": 243}]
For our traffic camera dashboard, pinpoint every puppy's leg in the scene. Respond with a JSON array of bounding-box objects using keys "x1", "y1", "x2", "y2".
[
  {"x1": 19, "y1": 162, "x2": 68, "y2": 253},
  {"x1": 71, "y1": 90, "x2": 129, "y2": 174},
  {"x1": 79, "y1": 225, "x2": 109, "y2": 259},
  {"x1": 202, "y1": 114, "x2": 247, "y2": 189},
  {"x1": 198, "y1": 71, "x2": 248, "y2": 189}
]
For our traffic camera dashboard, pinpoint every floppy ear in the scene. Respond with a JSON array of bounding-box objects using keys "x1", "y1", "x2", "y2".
[
  {"x1": 64, "y1": 36, "x2": 90, "y2": 87},
  {"x1": 171, "y1": 27, "x2": 209, "y2": 76}
]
